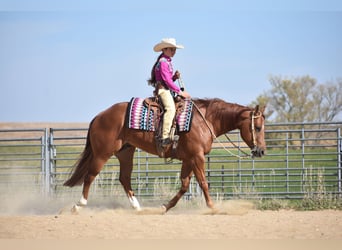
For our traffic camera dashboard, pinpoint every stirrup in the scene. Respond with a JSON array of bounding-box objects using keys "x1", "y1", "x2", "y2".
[{"x1": 161, "y1": 138, "x2": 172, "y2": 148}]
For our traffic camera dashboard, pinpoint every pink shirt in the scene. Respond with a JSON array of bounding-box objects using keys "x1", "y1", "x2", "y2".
[{"x1": 154, "y1": 55, "x2": 181, "y2": 93}]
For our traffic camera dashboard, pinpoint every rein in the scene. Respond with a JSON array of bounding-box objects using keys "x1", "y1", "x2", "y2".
[{"x1": 191, "y1": 100, "x2": 252, "y2": 159}]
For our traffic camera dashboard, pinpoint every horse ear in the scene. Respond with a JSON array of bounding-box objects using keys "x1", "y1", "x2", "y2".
[
  {"x1": 255, "y1": 105, "x2": 260, "y2": 113},
  {"x1": 260, "y1": 105, "x2": 266, "y2": 113}
]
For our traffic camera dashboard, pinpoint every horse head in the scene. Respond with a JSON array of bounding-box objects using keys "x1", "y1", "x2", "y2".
[{"x1": 238, "y1": 105, "x2": 266, "y2": 158}]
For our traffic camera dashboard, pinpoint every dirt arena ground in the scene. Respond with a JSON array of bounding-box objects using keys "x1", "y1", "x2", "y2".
[{"x1": 1, "y1": 198, "x2": 342, "y2": 240}]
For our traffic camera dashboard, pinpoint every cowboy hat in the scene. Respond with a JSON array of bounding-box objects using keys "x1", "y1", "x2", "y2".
[{"x1": 153, "y1": 38, "x2": 184, "y2": 52}]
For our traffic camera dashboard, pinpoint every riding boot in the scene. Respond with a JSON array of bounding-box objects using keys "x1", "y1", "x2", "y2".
[{"x1": 161, "y1": 138, "x2": 172, "y2": 148}]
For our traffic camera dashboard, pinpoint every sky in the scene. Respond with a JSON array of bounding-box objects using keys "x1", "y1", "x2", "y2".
[{"x1": 1, "y1": 1, "x2": 342, "y2": 122}]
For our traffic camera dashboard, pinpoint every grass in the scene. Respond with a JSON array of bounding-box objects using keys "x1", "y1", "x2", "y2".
[
  {"x1": 251, "y1": 166, "x2": 342, "y2": 210},
  {"x1": 254, "y1": 195, "x2": 342, "y2": 211}
]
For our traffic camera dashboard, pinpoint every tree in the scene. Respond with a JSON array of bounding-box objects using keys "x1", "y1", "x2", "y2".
[
  {"x1": 252, "y1": 75, "x2": 342, "y2": 123},
  {"x1": 314, "y1": 80, "x2": 342, "y2": 122}
]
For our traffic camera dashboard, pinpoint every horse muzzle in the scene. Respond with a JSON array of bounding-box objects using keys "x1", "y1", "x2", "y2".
[{"x1": 251, "y1": 146, "x2": 265, "y2": 158}]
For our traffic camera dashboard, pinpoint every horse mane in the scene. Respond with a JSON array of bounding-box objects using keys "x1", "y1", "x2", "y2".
[
  {"x1": 192, "y1": 98, "x2": 251, "y2": 115},
  {"x1": 192, "y1": 98, "x2": 252, "y2": 134},
  {"x1": 192, "y1": 98, "x2": 222, "y2": 108}
]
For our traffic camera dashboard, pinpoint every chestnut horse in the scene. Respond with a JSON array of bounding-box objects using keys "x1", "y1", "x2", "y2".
[{"x1": 64, "y1": 98, "x2": 266, "y2": 213}]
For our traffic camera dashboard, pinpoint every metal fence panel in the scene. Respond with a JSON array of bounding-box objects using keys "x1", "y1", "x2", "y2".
[
  {"x1": 0, "y1": 128, "x2": 48, "y2": 198},
  {"x1": 0, "y1": 122, "x2": 341, "y2": 201}
]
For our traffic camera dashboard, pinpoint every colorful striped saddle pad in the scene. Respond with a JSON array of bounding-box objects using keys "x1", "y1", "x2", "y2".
[{"x1": 126, "y1": 97, "x2": 193, "y2": 132}]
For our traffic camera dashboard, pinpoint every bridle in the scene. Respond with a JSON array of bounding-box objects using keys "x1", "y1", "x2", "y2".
[
  {"x1": 225, "y1": 109, "x2": 263, "y2": 158},
  {"x1": 192, "y1": 100, "x2": 263, "y2": 158},
  {"x1": 250, "y1": 110, "x2": 263, "y2": 150}
]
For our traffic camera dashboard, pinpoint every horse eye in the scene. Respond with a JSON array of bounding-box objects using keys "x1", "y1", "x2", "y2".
[{"x1": 255, "y1": 126, "x2": 261, "y2": 132}]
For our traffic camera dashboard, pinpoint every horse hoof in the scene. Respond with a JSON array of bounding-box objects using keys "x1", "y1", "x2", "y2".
[
  {"x1": 160, "y1": 205, "x2": 167, "y2": 214},
  {"x1": 135, "y1": 206, "x2": 142, "y2": 212},
  {"x1": 71, "y1": 204, "x2": 81, "y2": 214},
  {"x1": 129, "y1": 196, "x2": 142, "y2": 211}
]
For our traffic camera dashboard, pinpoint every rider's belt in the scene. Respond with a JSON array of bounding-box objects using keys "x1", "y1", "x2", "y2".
[{"x1": 156, "y1": 81, "x2": 169, "y2": 90}]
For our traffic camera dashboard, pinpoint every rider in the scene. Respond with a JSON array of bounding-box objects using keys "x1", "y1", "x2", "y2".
[{"x1": 148, "y1": 38, "x2": 191, "y2": 147}]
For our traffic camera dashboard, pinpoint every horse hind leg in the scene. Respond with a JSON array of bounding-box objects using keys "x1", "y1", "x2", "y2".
[
  {"x1": 72, "y1": 157, "x2": 107, "y2": 213},
  {"x1": 116, "y1": 144, "x2": 142, "y2": 211},
  {"x1": 164, "y1": 156, "x2": 214, "y2": 212},
  {"x1": 163, "y1": 162, "x2": 193, "y2": 212}
]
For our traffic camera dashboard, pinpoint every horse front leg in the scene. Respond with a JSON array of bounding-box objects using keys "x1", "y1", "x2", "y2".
[
  {"x1": 192, "y1": 155, "x2": 215, "y2": 210},
  {"x1": 163, "y1": 162, "x2": 193, "y2": 212}
]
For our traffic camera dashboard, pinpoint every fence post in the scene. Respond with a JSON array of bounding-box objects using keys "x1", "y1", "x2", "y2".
[
  {"x1": 221, "y1": 164, "x2": 224, "y2": 193},
  {"x1": 337, "y1": 128, "x2": 342, "y2": 196},
  {"x1": 301, "y1": 126, "x2": 306, "y2": 194},
  {"x1": 40, "y1": 135, "x2": 45, "y2": 195},
  {"x1": 285, "y1": 132, "x2": 289, "y2": 194},
  {"x1": 137, "y1": 148, "x2": 141, "y2": 196},
  {"x1": 44, "y1": 128, "x2": 50, "y2": 196},
  {"x1": 49, "y1": 128, "x2": 56, "y2": 195}
]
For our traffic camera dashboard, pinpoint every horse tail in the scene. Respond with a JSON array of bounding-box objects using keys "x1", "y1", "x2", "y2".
[{"x1": 63, "y1": 117, "x2": 96, "y2": 187}]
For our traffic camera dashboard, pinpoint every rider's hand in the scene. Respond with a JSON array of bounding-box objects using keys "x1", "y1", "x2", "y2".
[
  {"x1": 179, "y1": 90, "x2": 191, "y2": 99},
  {"x1": 172, "y1": 71, "x2": 181, "y2": 81}
]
